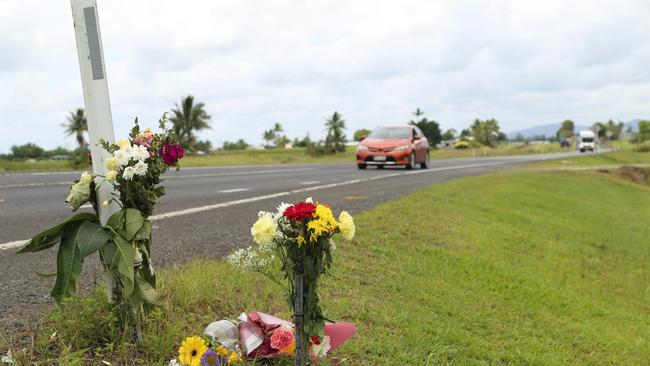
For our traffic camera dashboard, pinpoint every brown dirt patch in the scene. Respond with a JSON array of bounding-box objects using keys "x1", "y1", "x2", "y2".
[{"x1": 618, "y1": 165, "x2": 649, "y2": 185}]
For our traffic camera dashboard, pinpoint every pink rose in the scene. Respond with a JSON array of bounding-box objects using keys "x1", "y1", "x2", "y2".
[{"x1": 270, "y1": 326, "x2": 294, "y2": 351}]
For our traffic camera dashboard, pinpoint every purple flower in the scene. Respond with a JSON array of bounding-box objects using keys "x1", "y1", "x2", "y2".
[
  {"x1": 200, "y1": 349, "x2": 228, "y2": 366},
  {"x1": 159, "y1": 142, "x2": 185, "y2": 166}
]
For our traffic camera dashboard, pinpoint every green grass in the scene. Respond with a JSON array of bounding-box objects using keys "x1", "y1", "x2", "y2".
[
  {"x1": 7, "y1": 168, "x2": 650, "y2": 365},
  {"x1": 0, "y1": 159, "x2": 73, "y2": 172},
  {"x1": 531, "y1": 148, "x2": 650, "y2": 169}
]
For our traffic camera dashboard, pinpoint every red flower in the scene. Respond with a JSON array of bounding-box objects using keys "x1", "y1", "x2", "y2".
[
  {"x1": 283, "y1": 202, "x2": 316, "y2": 221},
  {"x1": 159, "y1": 142, "x2": 184, "y2": 166}
]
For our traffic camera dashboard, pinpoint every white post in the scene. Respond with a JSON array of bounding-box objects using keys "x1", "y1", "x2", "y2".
[{"x1": 70, "y1": 0, "x2": 119, "y2": 225}]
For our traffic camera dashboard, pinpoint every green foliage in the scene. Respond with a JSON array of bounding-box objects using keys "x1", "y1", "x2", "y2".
[
  {"x1": 62, "y1": 108, "x2": 88, "y2": 150},
  {"x1": 636, "y1": 120, "x2": 650, "y2": 142},
  {"x1": 470, "y1": 118, "x2": 501, "y2": 147},
  {"x1": 263, "y1": 123, "x2": 287, "y2": 148},
  {"x1": 409, "y1": 108, "x2": 442, "y2": 146},
  {"x1": 324, "y1": 112, "x2": 347, "y2": 153},
  {"x1": 556, "y1": 119, "x2": 575, "y2": 139},
  {"x1": 441, "y1": 129, "x2": 457, "y2": 141},
  {"x1": 194, "y1": 140, "x2": 213, "y2": 154},
  {"x1": 10, "y1": 143, "x2": 45, "y2": 159},
  {"x1": 222, "y1": 139, "x2": 249, "y2": 150},
  {"x1": 170, "y1": 95, "x2": 212, "y2": 151},
  {"x1": 353, "y1": 129, "x2": 370, "y2": 141}
]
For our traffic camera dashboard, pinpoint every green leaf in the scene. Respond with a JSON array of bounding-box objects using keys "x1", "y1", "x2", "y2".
[
  {"x1": 51, "y1": 223, "x2": 84, "y2": 303},
  {"x1": 106, "y1": 209, "x2": 144, "y2": 241},
  {"x1": 75, "y1": 221, "x2": 112, "y2": 258},
  {"x1": 34, "y1": 271, "x2": 57, "y2": 278},
  {"x1": 133, "y1": 220, "x2": 152, "y2": 242},
  {"x1": 134, "y1": 274, "x2": 165, "y2": 307},
  {"x1": 17, "y1": 212, "x2": 97, "y2": 254},
  {"x1": 108, "y1": 234, "x2": 135, "y2": 299}
]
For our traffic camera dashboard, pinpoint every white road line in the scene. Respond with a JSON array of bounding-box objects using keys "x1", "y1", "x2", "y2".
[
  {"x1": 299, "y1": 181, "x2": 320, "y2": 185},
  {"x1": 218, "y1": 188, "x2": 250, "y2": 193},
  {"x1": 0, "y1": 168, "x2": 316, "y2": 189},
  {"x1": 0, "y1": 161, "x2": 506, "y2": 250}
]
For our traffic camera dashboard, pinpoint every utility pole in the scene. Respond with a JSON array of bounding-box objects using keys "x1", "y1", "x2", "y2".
[{"x1": 70, "y1": 0, "x2": 119, "y2": 225}]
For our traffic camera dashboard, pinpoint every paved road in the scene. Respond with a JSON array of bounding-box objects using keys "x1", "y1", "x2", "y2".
[{"x1": 0, "y1": 152, "x2": 579, "y2": 330}]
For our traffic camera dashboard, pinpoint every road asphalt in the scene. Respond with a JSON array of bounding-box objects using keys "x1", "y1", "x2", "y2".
[{"x1": 0, "y1": 152, "x2": 580, "y2": 331}]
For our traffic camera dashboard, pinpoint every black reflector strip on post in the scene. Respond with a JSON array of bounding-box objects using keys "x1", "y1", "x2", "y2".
[{"x1": 83, "y1": 6, "x2": 104, "y2": 80}]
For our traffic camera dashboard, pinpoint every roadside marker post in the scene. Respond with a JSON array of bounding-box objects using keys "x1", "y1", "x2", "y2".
[{"x1": 70, "y1": 0, "x2": 120, "y2": 226}]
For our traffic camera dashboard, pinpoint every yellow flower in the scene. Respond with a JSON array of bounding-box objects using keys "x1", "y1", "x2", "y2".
[
  {"x1": 227, "y1": 352, "x2": 242, "y2": 363},
  {"x1": 116, "y1": 138, "x2": 130, "y2": 149},
  {"x1": 307, "y1": 204, "x2": 338, "y2": 242},
  {"x1": 338, "y1": 211, "x2": 355, "y2": 240},
  {"x1": 105, "y1": 156, "x2": 118, "y2": 170},
  {"x1": 216, "y1": 345, "x2": 229, "y2": 357},
  {"x1": 251, "y1": 214, "x2": 277, "y2": 244},
  {"x1": 280, "y1": 339, "x2": 295, "y2": 355},
  {"x1": 105, "y1": 170, "x2": 117, "y2": 182},
  {"x1": 178, "y1": 336, "x2": 208, "y2": 366},
  {"x1": 296, "y1": 235, "x2": 305, "y2": 246},
  {"x1": 142, "y1": 127, "x2": 154, "y2": 135},
  {"x1": 79, "y1": 171, "x2": 93, "y2": 185}
]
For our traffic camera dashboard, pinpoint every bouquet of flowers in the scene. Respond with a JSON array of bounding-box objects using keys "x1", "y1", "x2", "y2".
[
  {"x1": 228, "y1": 198, "x2": 356, "y2": 362},
  {"x1": 169, "y1": 311, "x2": 355, "y2": 366},
  {"x1": 18, "y1": 115, "x2": 184, "y2": 332}
]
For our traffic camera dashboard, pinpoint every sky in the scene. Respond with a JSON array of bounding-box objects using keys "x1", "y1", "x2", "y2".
[{"x1": 1, "y1": 0, "x2": 649, "y2": 152}]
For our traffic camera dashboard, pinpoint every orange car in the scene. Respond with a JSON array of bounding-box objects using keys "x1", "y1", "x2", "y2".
[{"x1": 356, "y1": 125, "x2": 430, "y2": 169}]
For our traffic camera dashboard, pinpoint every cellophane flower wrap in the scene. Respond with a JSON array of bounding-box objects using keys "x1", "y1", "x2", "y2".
[{"x1": 229, "y1": 198, "x2": 356, "y2": 352}]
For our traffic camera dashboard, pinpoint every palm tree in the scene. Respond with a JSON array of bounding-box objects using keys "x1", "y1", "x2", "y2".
[
  {"x1": 170, "y1": 95, "x2": 212, "y2": 150},
  {"x1": 62, "y1": 108, "x2": 88, "y2": 150},
  {"x1": 324, "y1": 112, "x2": 347, "y2": 153}
]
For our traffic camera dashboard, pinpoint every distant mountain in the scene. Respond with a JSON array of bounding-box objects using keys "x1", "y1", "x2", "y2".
[
  {"x1": 507, "y1": 123, "x2": 588, "y2": 139},
  {"x1": 507, "y1": 119, "x2": 644, "y2": 139}
]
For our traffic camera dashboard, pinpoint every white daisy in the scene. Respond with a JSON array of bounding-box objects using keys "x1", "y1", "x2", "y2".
[
  {"x1": 134, "y1": 161, "x2": 148, "y2": 176},
  {"x1": 112, "y1": 148, "x2": 131, "y2": 168},
  {"x1": 133, "y1": 144, "x2": 150, "y2": 161},
  {"x1": 122, "y1": 166, "x2": 136, "y2": 180}
]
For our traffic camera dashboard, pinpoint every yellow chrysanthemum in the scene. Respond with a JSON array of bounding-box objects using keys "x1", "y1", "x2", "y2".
[
  {"x1": 338, "y1": 211, "x2": 355, "y2": 240},
  {"x1": 79, "y1": 171, "x2": 93, "y2": 185},
  {"x1": 296, "y1": 235, "x2": 305, "y2": 246},
  {"x1": 178, "y1": 336, "x2": 208, "y2": 366},
  {"x1": 105, "y1": 170, "x2": 117, "y2": 182},
  {"x1": 251, "y1": 214, "x2": 277, "y2": 244},
  {"x1": 227, "y1": 352, "x2": 242, "y2": 363},
  {"x1": 307, "y1": 204, "x2": 338, "y2": 242},
  {"x1": 104, "y1": 156, "x2": 118, "y2": 170},
  {"x1": 215, "y1": 345, "x2": 229, "y2": 357},
  {"x1": 116, "y1": 138, "x2": 130, "y2": 149}
]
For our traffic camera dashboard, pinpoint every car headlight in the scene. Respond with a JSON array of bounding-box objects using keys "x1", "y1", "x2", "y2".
[
  {"x1": 357, "y1": 145, "x2": 369, "y2": 151},
  {"x1": 389, "y1": 145, "x2": 410, "y2": 151}
]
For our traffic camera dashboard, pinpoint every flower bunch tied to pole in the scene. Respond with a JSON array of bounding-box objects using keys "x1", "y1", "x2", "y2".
[
  {"x1": 18, "y1": 115, "x2": 184, "y2": 336},
  {"x1": 229, "y1": 198, "x2": 356, "y2": 363}
]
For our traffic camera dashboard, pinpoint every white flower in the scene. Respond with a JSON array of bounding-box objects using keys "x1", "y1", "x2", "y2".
[
  {"x1": 133, "y1": 144, "x2": 150, "y2": 161},
  {"x1": 122, "y1": 166, "x2": 136, "y2": 180},
  {"x1": 113, "y1": 148, "x2": 131, "y2": 167},
  {"x1": 2, "y1": 350, "x2": 15, "y2": 364},
  {"x1": 167, "y1": 359, "x2": 182, "y2": 366},
  {"x1": 305, "y1": 197, "x2": 313, "y2": 203},
  {"x1": 310, "y1": 335, "x2": 331, "y2": 357},
  {"x1": 134, "y1": 161, "x2": 148, "y2": 176},
  {"x1": 79, "y1": 171, "x2": 93, "y2": 185}
]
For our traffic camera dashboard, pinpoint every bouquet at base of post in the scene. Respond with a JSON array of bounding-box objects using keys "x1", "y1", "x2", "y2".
[
  {"x1": 168, "y1": 311, "x2": 355, "y2": 366},
  {"x1": 227, "y1": 197, "x2": 357, "y2": 362}
]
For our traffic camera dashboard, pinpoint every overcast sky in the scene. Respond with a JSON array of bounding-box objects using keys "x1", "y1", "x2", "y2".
[{"x1": 1, "y1": 0, "x2": 649, "y2": 152}]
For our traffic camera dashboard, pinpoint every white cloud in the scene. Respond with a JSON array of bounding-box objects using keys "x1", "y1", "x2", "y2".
[{"x1": 0, "y1": 0, "x2": 649, "y2": 152}]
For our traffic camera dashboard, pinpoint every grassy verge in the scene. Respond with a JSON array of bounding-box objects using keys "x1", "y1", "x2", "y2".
[
  {"x1": 531, "y1": 148, "x2": 650, "y2": 169},
  {"x1": 5, "y1": 167, "x2": 650, "y2": 364},
  {"x1": 0, "y1": 160, "x2": 73, "y2": 173}
]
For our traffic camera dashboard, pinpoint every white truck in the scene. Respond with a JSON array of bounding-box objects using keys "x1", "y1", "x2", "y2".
[{"x1": 577, "y1": 130, "x2": 597, "y2": 152}]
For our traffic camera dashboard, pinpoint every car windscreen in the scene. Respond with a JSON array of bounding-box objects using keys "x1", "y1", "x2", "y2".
[
  {"x1": 368, "y1": 127, "x2": 411, "y2": 139},
  {"x1": 582, "y1": 138, "x2": 594, "y2": 142}
]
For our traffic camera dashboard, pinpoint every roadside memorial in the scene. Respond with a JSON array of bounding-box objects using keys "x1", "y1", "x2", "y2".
[{"x1": 223, "y1": 199, "x2": 357, "y2": 365}]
